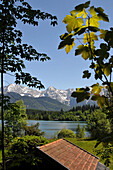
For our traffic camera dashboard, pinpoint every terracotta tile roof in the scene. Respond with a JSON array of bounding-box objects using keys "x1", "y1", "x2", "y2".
[{"x1": 37, "y1": 138, "x2": 99, "y2": 170}]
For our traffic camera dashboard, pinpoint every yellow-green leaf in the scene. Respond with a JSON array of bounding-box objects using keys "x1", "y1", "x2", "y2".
[
  {"x1": 99, "y1": 29, "x2": 108, "y2": 39},
  {"x1": 103, "y1": 65, "x2": 111, "y2": 76},
  {"x1": 76, "y1": 8, "x2": 88, "y2": 19},
  {"x1": 83, "y1": 33, "x2": 89, "y2": 43},
  {"x1": 91, "y1": 94, "x2": 109, "y2": 108},
  {"x1": 86, "y1": 16, "x2": 99, "y2": 28},
  {"x1": 82, "y1": 49, "x2": 90, "y2": 60},
  {"x1": 91, "y1": 83, "x2": 102, "y2": 94},
  {"x1": 75, "y1": 45, "x2": 91, "y2": 60},
  {"x1": 63, "y1": 14, "x2": 83, "y2": 32},
  {"x1": 83, "y1": 32, "x2": 98, "y2": 44},
  {"x1": 70, "y1": 10, "x2": 76, "y2": 16},
  {"x1": 65, "y1": 39, "x2": 75, "y2": 54}
]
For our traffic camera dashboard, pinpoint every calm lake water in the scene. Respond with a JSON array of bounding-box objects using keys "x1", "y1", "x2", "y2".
[
  {"x1": 28, "y1": 120, "x2": 90, "y2": 138},
  {"x1": 0, "y1": 120, "x2": 90, "y2": 139}
]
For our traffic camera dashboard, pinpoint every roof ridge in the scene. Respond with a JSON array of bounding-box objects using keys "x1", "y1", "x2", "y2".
[
  {"x1": 63, "y1": 138, "x2": 99, "y2": 160},
  {"x1": 39, "y1": 138, "x2": 63, "y2": 149}
]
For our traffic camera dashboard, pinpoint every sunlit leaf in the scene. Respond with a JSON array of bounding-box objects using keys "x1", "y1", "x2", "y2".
[
  {"x1": 86, "y1": 16, "x2": 99, "y2": 28},
  {"x1": 65, "y1": 40, "x2": 75, "y2": 54},
  {"x1": 89, "y1": 6, "x2": 97, "y2": 16},
  {"x1": 76, "y1": 8, "x2": 88, "y2": 19},
  {"x1": 99, "y1": 29, "x2": 108, "y2": 39},
  {"x1": 91, "y1": 83, "x2": 102, "y2": 94},
  {"x1": 63, "y1": 14, "x2": 83, "y2": 32},
  {"x1": 75, "y1": 45, "x2": 91, "y2": 60},
  {"x1": 91, "y1": 94, "x2": 109, "y2": 108},
  {"x1": 103, "y1": 64, "x2": 111, "y2": 76},
  {"x1": 83, "y1": 33, "x2": 89, "y2": 43},
  {"x1": 70, "y1": 10, "x2": 76, "y2": 16}
]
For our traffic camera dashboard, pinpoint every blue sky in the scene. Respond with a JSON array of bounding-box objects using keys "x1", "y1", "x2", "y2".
[{"x1": 3, "y1": 0, "x2": 113, "y2": 90}]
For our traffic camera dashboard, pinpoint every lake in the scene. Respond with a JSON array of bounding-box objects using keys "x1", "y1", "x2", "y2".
[
  {"x1": 28, "y1": 120, "x2": 90, "y2": 138},
  {"x1": 0, "y1": 120, "x2": 90, "y2": 139}
]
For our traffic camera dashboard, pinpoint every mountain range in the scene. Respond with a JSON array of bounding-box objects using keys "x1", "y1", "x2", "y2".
[{"x1": 1, "y1": 84, "x2": 97, "y2": 111}]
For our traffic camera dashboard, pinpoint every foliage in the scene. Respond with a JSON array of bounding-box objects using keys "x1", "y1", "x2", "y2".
[
  {"x1": 76, "y1": 124, "x2": 86, "y2": 138},
  {"x1": 58, "y1": 1, "x2": 113, "y2": 166},
  {"x1": 26, "y1": 104, "x2": 97, "y2": 121},
  {"x1": 0, "y1": 0, "x2": 57, "y2": 89},
  {"x1": 58, "y1": 1, "x2": 113, "y2": 109},
  {"x1": 24, "y1": 123, "x2": 44, "y2": 136},
  {"x1": 0, "y1": 1, "x2": 57, "y2": 167},
  {"x1": 87, "y1": 109, "x2": 112, "y2": 139},
  {"x1": 5, "y1": 100, "x2": 28, "y2": 142},
  {"x1": 95, "y1": 143, "x2": 113, "y2": 167},
  {"x1": 57, "y1": 129, "x2": 76, "y2": 138},
  {"x1": 5, "y1": 135, "x2": 48, "y2": 170}
]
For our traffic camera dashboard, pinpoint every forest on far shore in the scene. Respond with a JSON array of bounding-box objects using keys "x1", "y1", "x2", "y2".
[{"x1": 26, "y1": 104, "x2": 99, "y2": 121}]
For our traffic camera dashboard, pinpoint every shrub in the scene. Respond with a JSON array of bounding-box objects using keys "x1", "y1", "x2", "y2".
[
  {"x1": 58, "y1": 129, "x2": 76, "y2": 138},
  {"x1": 6, "y1": 135, "x2": 48, "y2": 170}
]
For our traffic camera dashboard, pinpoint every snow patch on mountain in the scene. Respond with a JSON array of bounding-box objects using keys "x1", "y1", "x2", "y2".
[{"x1": 3, "y1": 84, "x2": 76, "y2": 106}]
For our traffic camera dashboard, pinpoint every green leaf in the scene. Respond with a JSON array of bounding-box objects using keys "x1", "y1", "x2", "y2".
[
  {"x1": 71, "y1": 88, "x2": 90, "y2": 103},
  {"x1": 75, "y1": 45, "x2": 84, "y2": 55},
  {"x1": 99, "y1": 29, "x2": 108, "y2": 39},
  {"x1": 75, "y1": 1, "x2": 90, "y2": 12},
  {"x1": 58, "y1": 34, "x2": 75, "y2": 53},
  {"x1": 88, "y1": 26, "x2": 100, "y2": 32},
  {"x1": 91, "y1": 94, "x2": 109, "y2": 108},
  {"x1": 60, "y1": 33, "x2": 69, "y2": 40},
  {"x1": 82, "y1": 70, "x2": 91, "y2": 79},
  {"x1": 103, "y1": 64, "x2": 111, "y2": 76},
  {"x1": 75, "y1": 45, "x2": 91, "y2": 60},
  {"x1": 75, "y1": 26, "x2": 87, "y2": 35},
  {"x1": 94, "y1": 7, "x2": 109, "y2": 22}
]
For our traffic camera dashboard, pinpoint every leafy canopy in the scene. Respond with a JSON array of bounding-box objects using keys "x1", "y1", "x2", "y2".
[
  {"x1": 0, "y1": 0, "x2": 57, "y2": 89},
  {"x1": 58, "y1": 1, "x2": 113, "y2": 110}
]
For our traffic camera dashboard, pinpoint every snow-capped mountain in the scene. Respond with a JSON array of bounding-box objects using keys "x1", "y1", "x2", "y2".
[{"x1": 3, "y1": 84, "x2": 76, "y2": 107}]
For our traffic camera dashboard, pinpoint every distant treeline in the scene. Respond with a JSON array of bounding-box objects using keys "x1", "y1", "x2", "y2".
[{"x1": 26, "y1": 104, "x2": 99, "y2": 121}]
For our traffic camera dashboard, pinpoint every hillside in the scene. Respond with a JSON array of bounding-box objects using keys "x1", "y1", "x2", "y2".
[{"x1": 6, "y1": 92, "x2": 70, "y2": 111}]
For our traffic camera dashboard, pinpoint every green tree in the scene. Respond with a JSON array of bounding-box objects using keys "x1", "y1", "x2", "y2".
[
  {"x1": 87, "y1": 109, "x2": 111, "y2": 139},
  {"x1": 5, "y1": 100, "x2": 28, "y2": 142},
  {"x1": 0, "y1": 0, "x2": 57, "y2": 168},
  {"x1": 24, "y1": 122, "x2": 44, "y2": 137},
  {"x1": 76, "y1": 124, "x2": 85, "y2": 138}
]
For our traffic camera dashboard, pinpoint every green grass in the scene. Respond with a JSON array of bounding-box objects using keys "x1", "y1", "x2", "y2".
[{"x1": 65, "y1": 138, "x2": 113, "y2": 169}]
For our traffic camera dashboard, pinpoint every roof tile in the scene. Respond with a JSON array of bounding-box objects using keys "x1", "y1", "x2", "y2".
[{"x1": 38, "y1": 138, "x2": 99, "y2": 170}]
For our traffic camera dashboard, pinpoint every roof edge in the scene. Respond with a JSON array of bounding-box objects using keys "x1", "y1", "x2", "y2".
[
  {"x1": 36, "y1": 145, "x2": 69, "y2": 170},
  {"x1": 63, "y1": 138, "x2": 99, "y2": 160}
]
